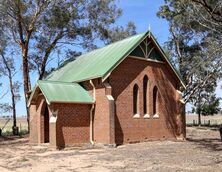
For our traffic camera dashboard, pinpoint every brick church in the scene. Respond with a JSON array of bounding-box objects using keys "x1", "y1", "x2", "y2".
[{"x1": 28, "y1": 31, "x2": 186, "y2": 148}]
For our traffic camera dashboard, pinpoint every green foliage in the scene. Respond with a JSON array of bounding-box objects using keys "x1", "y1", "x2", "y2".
[
  {"x1": 195, "y1": 94, "x2": 221, "y2": 116},
  {"x1": 157, "y1": 0, "x2": 222, "y2": 103},
  {"x1": 0, "y1": 0, "x2": 136, "y2": 79},
  {"x1": 0, "y1": 0, "x2": 136, "y2": 123}
]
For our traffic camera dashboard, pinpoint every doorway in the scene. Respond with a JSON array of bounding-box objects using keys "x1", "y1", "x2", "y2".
[{"x1": 43, "y1": 105, "x2": 49, "y2": 143}]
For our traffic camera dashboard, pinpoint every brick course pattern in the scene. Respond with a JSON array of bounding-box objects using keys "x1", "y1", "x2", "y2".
[
  {"x1": 110, "y1": 57, "x2": 183, "y2": 144},
  {"x1": 53, "y1": 103, "x2": 91, "y2": 147},
  {"x1": 29, "y1": 55, "x2": 185, "y2": 147}
]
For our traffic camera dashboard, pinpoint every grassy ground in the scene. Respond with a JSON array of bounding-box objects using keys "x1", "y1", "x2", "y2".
[
  {"x1": 0, "y1": 127, "x2": 221, "y2": 172},
  {"x1": 0, "y1": 117, "x2": 28, "y2": 136}
]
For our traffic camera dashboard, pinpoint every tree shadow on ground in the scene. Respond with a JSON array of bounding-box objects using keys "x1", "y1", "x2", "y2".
[
  {"x1": 187, "y1": 137, "x2": 222, "y2": 152},
  {"x1": 0, "y1": 135, "x2": 28, "y2": 145}
]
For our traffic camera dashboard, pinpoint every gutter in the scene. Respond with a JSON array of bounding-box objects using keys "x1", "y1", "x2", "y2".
[{"x1": 89, "y1": 80, "x2": 96, "y2": 145}]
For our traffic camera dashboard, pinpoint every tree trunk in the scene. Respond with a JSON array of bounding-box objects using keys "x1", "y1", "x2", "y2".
[
  {"x1": 9, "y1": 73, "x2": 16, "y2": 128},
  {"x1": 198, "y1": 111, "x2": 201, "y2": 126},
  {"x1": 1, "y1": 53, "x2": 18, "y2": 134},
  {"x1": 198, "y1": 91, "x2": 201, "y2": 126},
  {"x1": 22, "y1": 46, "x2": 31, "y2": 132}
]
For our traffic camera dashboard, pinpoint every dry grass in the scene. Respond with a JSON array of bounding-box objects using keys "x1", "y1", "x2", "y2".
[
  {"x1": 186, "y1": 114, "x2": 222, "y2": 126},
  {"x1": 0, "y1": 117, "x2": 28, "y2": 135}
]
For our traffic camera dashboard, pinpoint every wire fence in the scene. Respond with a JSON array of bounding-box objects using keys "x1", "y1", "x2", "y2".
[
  {"x1": 0, "y1": 117, "x2": 28, "y2": 136},
  {"x1": 186, "y1": 114, "x2": 222, "y2": 127}
]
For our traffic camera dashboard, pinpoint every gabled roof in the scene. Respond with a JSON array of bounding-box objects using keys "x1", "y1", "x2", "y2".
[
  {"x1": 29, "y1": 31, "x2": 186, "y2": 106},
  {"x1": 28, "y1": 80, "x2": 94, "y2": 106},
  {"x1": 47, "y1": 31, "x2": 185, "y2": 88},
  {"x1": 47, "y1": 32, "x2": 147, "y2": 82}
]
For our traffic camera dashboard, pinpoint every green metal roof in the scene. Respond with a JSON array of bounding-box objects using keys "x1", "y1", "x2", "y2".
[
  {"x1": 33, "y1": 80, "x2": 94, "y2": 105},
  {"x1": 47, "y1": 31, "x2": 185, "y2": 88},
  {"x1": 47, "y1": 32, "x2": 147, "y2": 82},
  {"x1": 28, "y1": 31, "x2": 186, "y2": 106}
]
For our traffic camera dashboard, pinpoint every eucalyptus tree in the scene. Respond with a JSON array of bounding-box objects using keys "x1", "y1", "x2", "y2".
[
  {"x1": 157, "y1": 0, "x2": 222, "y2": 103},
  {"x1": 0, "y1": 0, "x2": 136, "y2": 131},
  {"x1": 0, "y1": 37, "x2": 21, "y2": 134},
  {"x1": 158, "y1": 0, "x2": 222, "y2": 125}
]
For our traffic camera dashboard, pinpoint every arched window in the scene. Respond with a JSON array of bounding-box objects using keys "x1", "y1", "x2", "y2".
[
  {"x1": 153, "y1": 86, "x2": 158, "y2": 115},
  {"x1": 143, "y1": 75, "x2": 148, "y2": 114},
  {"x1": 133, "y1": 84, "x2": 139, "y2": 115}
]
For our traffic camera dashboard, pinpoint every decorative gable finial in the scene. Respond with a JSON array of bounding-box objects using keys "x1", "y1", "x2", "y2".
[{"x1": 148, "y1": 24, "x2": 151, "y2": 38}]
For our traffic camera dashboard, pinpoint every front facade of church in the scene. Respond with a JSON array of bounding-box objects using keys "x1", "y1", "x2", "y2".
[{"x1": 28, "y1": 31, "x2": 186, "y2": 148}]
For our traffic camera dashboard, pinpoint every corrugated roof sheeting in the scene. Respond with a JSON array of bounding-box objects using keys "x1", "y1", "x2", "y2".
[
  {"x1": 28, "y1": 31, "x2": 186, "y2": 106},
  {"x1": 37, "y1": 80, "x2": 94, "y2": 104},
  {"x1": 47, "y1": 32, "x2": 147, "y2": 82}
]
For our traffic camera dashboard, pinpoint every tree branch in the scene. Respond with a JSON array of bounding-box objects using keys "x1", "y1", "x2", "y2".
[{"x1": 39, "y1": 31, "x2": 64, "y2": 79}]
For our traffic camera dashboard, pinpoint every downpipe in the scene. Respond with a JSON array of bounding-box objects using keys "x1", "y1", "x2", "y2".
[{"x1": 89, "y1": 80, "x2": 96, "y2": 145}]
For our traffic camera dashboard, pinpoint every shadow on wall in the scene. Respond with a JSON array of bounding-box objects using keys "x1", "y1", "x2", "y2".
[
  {"x1": 114, "y1": 102, "x2": 124, "y2": 145},
  {"x1": 152, "y1": 66, "x2": 179, "y2": 138},
  {"x1": 110, "y1": 58, "x2": 148, "y2": 145},
  {"x1": 110, "y1": 58, "x2": 148, "y2": 98},
  {"x1": 158, "y1": 82, "x2": 178, "y2": 138}
]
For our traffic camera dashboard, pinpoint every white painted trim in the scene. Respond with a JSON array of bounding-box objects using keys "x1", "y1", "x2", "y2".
[
  {"x1": 128, "y1": 56, "x2": 165, "y2": 64},
  {"x1": 49, "y1": 116, "x2": 57, "y2": 123},
  {"x1": 179, "y1": 99, "x2": 185, "y2": 104},
  {"x1": 102, "y1": 72, "x2": 111, "y2": 82},
  {"x1": 149, "y1": 34, "x2": 186, "y2": 89},
  {"x1": 106, "y1": 95, "x2": 114, "y2": 101},
  {"x1": 176, "y1": 90, "x2": 183, "y2": 95},
  {"x1": 143, "y1": 114, "x2": 150, "y2": 119},
  {"x1": 153, "y1": 114, "x2": 159, "y2": 118},
  {"x1": 102, "y1": 34, "x2": 148, "y2": 83},
  {"x1": 147, "y1": 47, "x2": 155, "y2": 58},
  {"x1": 133, "y1": 114, "x2": 140, "y2": 118}
]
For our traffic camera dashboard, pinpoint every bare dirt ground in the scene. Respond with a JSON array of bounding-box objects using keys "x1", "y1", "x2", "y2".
[{"x1": 0, "y1": 127, "x2": 222, "y2": 172}]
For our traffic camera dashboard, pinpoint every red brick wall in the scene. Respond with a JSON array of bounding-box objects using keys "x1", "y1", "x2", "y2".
[
  {"x1": 110, "y1": 57, "x2": 181, "y2": 144},
  {"x1": 82, "y1": 79, "x2": 115, "y2": 145},
  {"x1": 29, "y1": 56, "x2": 184, "y2": 147},
  {"x1": 29, "y1": 104, "x2": 38, "y2": 143},
  {"x1": 93, "y1": 85, "x2": 114, "y2": 144},
  {"x1": 53, "y1": 103, "x2": 91, "y2": 147},
  {"x1": 30, "y1": 94, "x2": 45, "y2": 144}
]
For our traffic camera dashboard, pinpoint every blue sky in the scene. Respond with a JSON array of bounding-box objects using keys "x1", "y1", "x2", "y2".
[
  {"x1": 0, "y1": 0, "x2": 221, "y2": 116},
  {"x1": 117, "y1": 0, "x2": 170, "y2": 44}
]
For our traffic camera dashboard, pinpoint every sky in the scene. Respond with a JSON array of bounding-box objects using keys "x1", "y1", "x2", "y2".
[{"x1": 0, "y1": 0, "x2": 221, "y2": 116}]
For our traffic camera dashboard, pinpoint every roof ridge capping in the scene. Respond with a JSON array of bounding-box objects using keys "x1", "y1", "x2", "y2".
[{"x1": 37, "y1": 80, "x2": 76, "y2": 85}]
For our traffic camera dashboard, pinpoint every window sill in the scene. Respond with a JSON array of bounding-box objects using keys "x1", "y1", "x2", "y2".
[
  {"x1": 153, "y1": 114, "x2": 159, "y2": 118},
  {"x1": 143, "y1": 114, "x2": 150, "y2": 119},
  {"x1": 133, "y1": 114, "x2": 140, "y2": 118}
]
